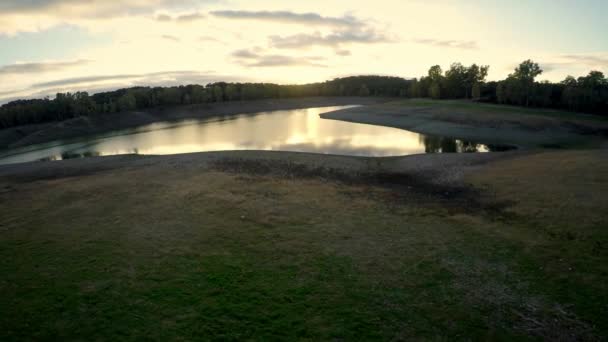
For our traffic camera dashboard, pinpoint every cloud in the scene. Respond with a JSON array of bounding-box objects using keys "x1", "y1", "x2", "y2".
[
  {"x1": 155, "y1": 14, "x2": 172, "y2": 22},
  {"x1": 176, "y1": 12, "x2": 205, "y2": 22},
  {"x1": 1, "y1": 70, "x2": 243, "y2": 104},
  {"x1": 232, "y1": 49, "x2": 260, "y2": 59},
  {"x1": 247, "y1": 56, "x2": 326, "y2": 68},
  {"x1": 537, "y1": 63, "x2": 560, "y2": 73},
  {"x1": 560, "y1": 54, "x2": 608, "y2": 68},
  {"x1": 32, "y1": 70, "x2": 207, "y2": 88},
  {"x1": 529, "y1": 54, "x2": 608, "y2": 74},
  {"x1": 33, "y1": 74, "x2": 142, "y2": 88},
  {"x1": 0, "y1": 0, "x2": 207, "y2": 16},
  {"x1": 231, "y1": 49, "x2": 326, "y2": 68},
  {"x1": 0, "y1": 0, "x2": 220, "y2": 34},
  {"x1": 270, "y1": 29, "x2": 390, "y2": 49},
  {"x1": 155, "y1": 12, "x2": 205, "y2": 23},
  {"x1": 0, "y1": 0, "x2": 81, "y2": 13},
  {"x1": 247, "y1": 11, "x2": 392, "y2": 51},
  {"x1": 199, "y1": 35, "x2": 223, "y2": 44},
  {"x1": 161, "y1": 34, "x2": 180, "y2": 42},
  {"x1": 413, "y1": 38, "x2": 478, "y2": 50},
  {"x1": 335, "y1": 50, "x2": 351, "y2": 56},
  {"x1": 0, "y1": 59, "x2": 90, "y2": 75},
  {"x1": 211, "y1": 10, "x2": 363, "y2": 28}
]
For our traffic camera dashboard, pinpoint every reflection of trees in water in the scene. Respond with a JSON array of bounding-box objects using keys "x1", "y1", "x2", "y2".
[
  {"x1": 421, "y1": 136, "x2": 479, "y2": 153},
  {"x1": 38, "y1": 156, "x2": 61, "y2": 162},
  {"x1": 485, "y1": 144, "x2": 516, "y2": 152},
  {"x1": 59, "y1": 151, "x2": 101, "y2": 160},
  {"x1": 40, "y1": 149, "x2": 140, "y2": 162},
  {"x1": 420, "y1": 136, "x2": 514, "y2": 153},
  {"x1": 423, "y1": 136, "x2": 455, "y2": 153}
]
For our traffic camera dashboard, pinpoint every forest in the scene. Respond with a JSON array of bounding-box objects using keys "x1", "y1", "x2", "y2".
[{"x1": 0, "y1": 60, "x2": 606, "y2": 129}]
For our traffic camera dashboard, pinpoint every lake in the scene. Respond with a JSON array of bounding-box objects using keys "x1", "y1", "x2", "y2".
[{"x1": 0, "y1": 105, "x2": 512, "y2": 165}]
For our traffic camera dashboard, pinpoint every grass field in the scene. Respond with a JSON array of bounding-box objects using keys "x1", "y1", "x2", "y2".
[
  {"x1": 390, "y1": 99, "x2": 608, "y2": 122},
  {"x1": 323, "y1": 99, "x2": 608, "y2": 149},
  {"x1": 1, "y1": 99, "x2": 607, "y2": 340},
  {"x1": 1, "y1": 148, "x2": 606, "y2": 340}
]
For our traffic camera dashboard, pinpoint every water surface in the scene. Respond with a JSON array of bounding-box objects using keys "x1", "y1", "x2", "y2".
[{"x1": 0, "y1": 106, "x2": 511, "y2": 165}]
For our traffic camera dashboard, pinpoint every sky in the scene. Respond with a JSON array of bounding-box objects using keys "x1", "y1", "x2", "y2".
[{"x1": 0, "y1": 0, "x2": 606, "y2": 103}]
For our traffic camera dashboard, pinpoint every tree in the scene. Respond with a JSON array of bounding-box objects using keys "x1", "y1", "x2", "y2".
[
  {"x1": 471, "y1": 83, "x2": 481, "y2": 100},
  {"x1": 578, "y1": 71, "x2": 606, "y2": 88},
  {"x1": 359, "y1": 84, "x2": 370, "y2": 96},
  {"x1": 442, "y1": 63, "x2": 489, "y2": 99},
  {"x1": 428, "y1": 65, "x2": 443, "y2": 99},
  {"x1": 240, "y1": 84, "x2": 258, "y2": 100},
  {"x1": 116, "y1": 92, "x2": 137, "y2": 111},
  {"x1": 428, "y1": 65, "x2": 443, "y2": 84},
  {"x1": 157, "y1": 87, "x2": 181, "y2": 105},
  {"x1": 72, "y1": 92, "x2": 95, "y2": 116},
  {"x1": 409, "y1": 79, "x2": 421, "y2": 98},
  {"x1": 429, "y1": 83, "x2": 441, "y2": 99},
  {"x1": 189, "y1": 85, "x2": 208, "y2": 103},
  {"x1": 225, "y1": 84, "x2": 240, "y2": 101},
  {"x1": 573, "y1": 71, "x2": 607, "y2": 112},
  {"x1": 510, "y1": 59, "x2": 543, "y2": 106},
  {"x1": 54, "y1": 93, "x2": 76, "y2": 119},
  {"x1": 496, "y1": 82, "x2": 506, "y2": 104},
  {"x1": 561, "y1": 75, "x2": 577, "y2": 87},
  {"x1": 561, "y1": 76, "x2": 578, "y2": 110},
  {"x1": 212, "y1": 85, "x2": 224, "y2": 102},
  {"x1": 2, "y1": 70, "x2": 607, "y2": 130},
  {"x1": 512, "y1": 59, "x2": 543, "y2": 82},
  {"x1": 444, "y1": 63, "x2": 467, "y2": 98},
  {"x1": 533, "y1": 81, "x2": 553, "y2": 107},
  {"x1": 465, "y1": 64, "x2": 489, "y2": 98}
]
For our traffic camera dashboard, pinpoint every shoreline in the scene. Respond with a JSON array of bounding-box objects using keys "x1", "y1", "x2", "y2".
[
  {"x1": 0, "y1": 97, "x2": 388, "y2": 151},
  {"x1": 0, "y1": 98, "x2": 605, "y2": 181},
  {"x1": 321, "y1": 100, "x2": 608, "y2": 148},
  {"x1": 0, "y1": 149, "x2": 528, "y2": 190}
]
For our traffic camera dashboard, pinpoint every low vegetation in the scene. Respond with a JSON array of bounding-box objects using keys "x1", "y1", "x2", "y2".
[{"x1": 1, "y1": 149, "x2": 606, "y2": 340}]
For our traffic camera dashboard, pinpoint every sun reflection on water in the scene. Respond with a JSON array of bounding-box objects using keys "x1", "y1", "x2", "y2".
[{"x1": 0, "y1": 106, "x2": 506, "y2": 165}]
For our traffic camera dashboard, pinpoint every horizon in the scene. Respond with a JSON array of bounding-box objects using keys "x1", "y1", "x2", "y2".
[
  {"x1": 0, "y1": 74, "x2": 420, "y2": 105},
  {"x1": 0, "y1": 0, "x2": 607, "y2": 104}
]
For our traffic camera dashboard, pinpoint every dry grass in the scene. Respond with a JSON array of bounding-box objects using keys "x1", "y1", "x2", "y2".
[
  {"x1": 467, "y1": 149, "x2": 608, "y2": 238},
  {"x1": 1, "y1": 151, "x2": 607, "y2": 340}
]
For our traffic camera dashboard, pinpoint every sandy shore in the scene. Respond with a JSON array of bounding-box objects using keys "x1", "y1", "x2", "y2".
[{"x1": 0, "y1": 149, "x2": 525, "y2": 190}]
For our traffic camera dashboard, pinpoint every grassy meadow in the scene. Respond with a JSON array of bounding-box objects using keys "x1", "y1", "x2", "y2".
[{"x1": 1, "y1": 99, "x2": 607, "y2": 340}]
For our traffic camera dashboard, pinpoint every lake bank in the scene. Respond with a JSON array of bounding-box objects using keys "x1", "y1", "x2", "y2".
[
  {"x1": 322, "y1": 99, "x2": 608, "y2": 149},
  {"x1": 0, "y1": 97, "x2": 388, "y2": 151},
  {"x1": 0, "y1": 103, "x2": 517, "y2": 165}
]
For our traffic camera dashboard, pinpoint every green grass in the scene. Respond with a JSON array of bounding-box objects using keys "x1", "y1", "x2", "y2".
[
  {"x1": 390, "y1": 98, "x2": 608, "y2": 122},
  {"x1": 1, "y1": 152, "x2": 606, "y2": 340}
]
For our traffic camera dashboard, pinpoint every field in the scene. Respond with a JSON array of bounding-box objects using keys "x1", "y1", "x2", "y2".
[{"x1": 1, "y1": 99, "x2": 607, "y2": 340}]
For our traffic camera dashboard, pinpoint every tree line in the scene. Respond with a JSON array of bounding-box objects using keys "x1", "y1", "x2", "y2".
[
  {"x1": 0, "y1": 61, "x2": 606, "y2": 129},
  {"x1": 409, "y1": 60, "x2": 607, "y2": 114}
]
